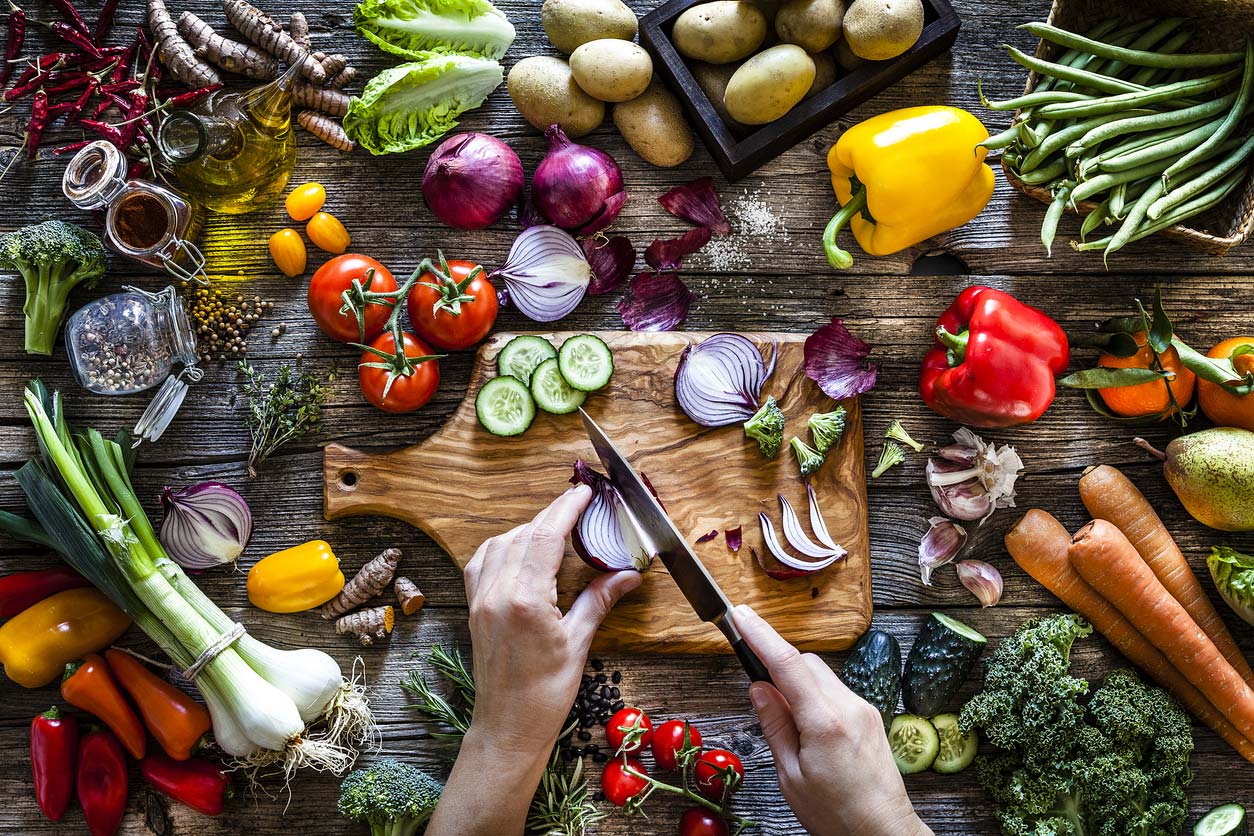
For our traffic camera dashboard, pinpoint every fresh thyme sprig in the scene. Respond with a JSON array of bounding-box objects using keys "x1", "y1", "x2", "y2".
[{"x1": 236, "y1": 360, "x2": 333, "y2": 477}]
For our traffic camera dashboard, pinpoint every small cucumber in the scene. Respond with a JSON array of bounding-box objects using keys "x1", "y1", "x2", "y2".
[
  {"x1": 1196, "y1": 804, "x2": 1248, "y2": 836},
  {"x1": 530, "y1": 358, "x2": 586, "y2": 415},
  {"x1": 497, "y1": 335, "x2": 556, "y2": 386},
  {"x1": 902, "y1": 613, "x2": 987, "y2": 717},
  {"x1": 476, "y1": 376, "x2": 535, "y2": 436},
  {"x1": 558, "y1": 334, "x2": 614, "y2": 392},
  {"x1": 840, "y1": 629, "x2": 902, "y2": 729},
  {"x1": 888, "y1": 714, "x2": 939, "y2": 775},
  {"x1": 929, "y1": 713, "x2": 977, "y2": 774}
]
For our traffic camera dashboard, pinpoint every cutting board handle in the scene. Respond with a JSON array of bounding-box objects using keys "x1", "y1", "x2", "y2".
[{"x1": 323, "y1": 442, "x2": 438, "y2": 524}]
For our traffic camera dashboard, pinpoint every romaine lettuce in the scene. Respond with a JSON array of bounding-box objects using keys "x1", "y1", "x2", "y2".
[
  {"x1": 354, "y1": 0, "x2": 515, "y2": 60},
  {"x1": 1207, "y1": 546, "x2": 1254, "y2": 625}
]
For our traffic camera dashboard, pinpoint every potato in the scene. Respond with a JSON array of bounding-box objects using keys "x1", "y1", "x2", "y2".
[
  {"x1": 843, "y1": 0, "x2": 924, "y2": 60},
  {"x1": 775, "y1": 0, "x2": 844, "y2": 52},
  {"x1": 570, "y1": 39, "x2": 653, "y2": 102},
  {"x1": 690, "y1": 61, "x2": 750, "y2": 132},
  {"x1": 613, "y1": 82, "x2": 695, "y2": 167},
  {"x1": 508, "y1": 56, "x2": 605, "y2": 137},
  {"x1": 804, "y1": 49, "x2": 838, "y2": 100},
  {"x1": 724, "y1": 44, "x2": 815, "y2": 124},
  {"x1": 542, "y1": 0, "x2": 638, "y2": 54},
  {"x1": 671, "y1": 1, "x2": 766, "y2": 64},
  {"x1": 832, "y1": 36, "x2": 866, "y2": 73}
]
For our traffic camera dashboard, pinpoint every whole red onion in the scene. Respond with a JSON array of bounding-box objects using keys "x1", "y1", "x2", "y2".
[
  {"x1": 422, "y1": 133, "x2": 525, "y2": 229},
  {"x1": 532, "y1": 125, "x2": 626, "y2": 235}
]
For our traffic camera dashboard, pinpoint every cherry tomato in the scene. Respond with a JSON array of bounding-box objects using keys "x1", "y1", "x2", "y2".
[
  {"x1": 268, "y1": 228, "x2": 307, "y2": 277},
  {"x1": 694, "y1": 749, "x2": 744, "y2": 803},
  {"x1": 285, "y1": 182, "x2": 326, "y2": 221},
  {"x1": 606, "y1": 707, "x2": 653, "y2": 755},
  {"x1": 406, "y1": 259, "x2": 498, "y2": 350},
  {"x1": 679, "y1": 807, "x2": 730, "y2": 836},
  {"x1": 652, "y1": 720, "x2": 702, "y2": 771},
  {"x1": 358, "y1": 330, "x2": 441, "y2": 414},
  {"x1": 308, "y1": 254, "x2": 397, "y2": 343},
  {"x1": 306, "y1": 210, "x2": 351, "y2": 254},
  {"x1": 600, "y1": 757, "x2": 649, "y2": 807}
]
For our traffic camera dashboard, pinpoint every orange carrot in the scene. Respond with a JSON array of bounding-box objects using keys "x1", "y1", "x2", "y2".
[
  {"x1": 1079, "y1": 464, "x2": 1254, "y2": 686},
  {"x1": 1069, "y1": 518, "x2": 1254, "y2": 742},
  {"x1": 1006, "y1": 510, "x2": 1254, "y2": 762}
]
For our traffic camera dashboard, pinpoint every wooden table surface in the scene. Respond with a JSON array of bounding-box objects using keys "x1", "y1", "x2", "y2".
[{"x1": 3, "y1": 0, "x2": 1254, "y2": 833}]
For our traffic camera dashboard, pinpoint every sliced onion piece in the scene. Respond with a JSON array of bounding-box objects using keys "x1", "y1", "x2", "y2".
[
  {"x1": 806, "y1": 483, "x2": 843, "y2": 553},
  {"x1": 758, "y1": 512, "x2": 842, "y2": 576},
  {"x1": 489, "y1": 225, "x2": 590, "y2": 322},
  {"x1": 725, "y1": 526, "x2": 743, "y2": 553},
  {"x1": 675, "y1": 333, "x2": 772, "y2": 427},
  {"x1": 696, "y1": 530, "x2": 718, "y2": 544},
  {"x1": 778, "y1": 494, "x2": 845, "y2": 559},
  {"x1": 570, "y1": 461, "x2": 654, "y2": 572},
  {"x1": 750, "y1": 545, "x2": 811, "y2": 581}
]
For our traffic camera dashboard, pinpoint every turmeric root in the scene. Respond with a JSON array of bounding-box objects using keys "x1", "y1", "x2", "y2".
[
  {"x1": 336, "y1": 606, "x2": 394, "y2": 646},
  {"x1": 293, "y1": 82, "x2": 350, "y2": 117},
  {"x1": 394, "y1": 577, "x2": 425, "y2": 616},
  {"x1": 223, "y1": 0, "x2": 326, "y2": 84},
  {"x1": 179, "y1": 11, "x2": 277, "y2": 80},
  {"x1": 298, "y1": 110, "x2": 355, "y2": 152},
  {"x1": 288, "y1": 11, "x2": 309, "y2": 48},
  {"x1": 329, "y1": 64, "x2": 357, "y2": 90},
  {"x1": 320, "y1": 53, "x2": 347, "y2": 77},
  {"x1": 150, "y1": 0, "x2": 221, "y2": 88},
  {"x1": 321, "y1": 547, "x2": 399, "y2": 618}
]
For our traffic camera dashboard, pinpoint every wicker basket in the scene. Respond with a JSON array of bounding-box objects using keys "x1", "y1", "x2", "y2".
[{"x1": 1005, "y1": 0, "x2": 1254, "y2": 254}]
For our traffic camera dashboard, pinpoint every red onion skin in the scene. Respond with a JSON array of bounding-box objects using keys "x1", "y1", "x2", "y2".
[
  {"x1": 533, "y1": 125, "x2": 625, "y2": 233},
  {"x1": 423, "y1": 133, "x2": 525, "y2": 230}
]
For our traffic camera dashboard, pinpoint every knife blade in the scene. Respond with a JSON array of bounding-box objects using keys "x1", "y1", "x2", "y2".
[{"x1": 579, "y1": 408, "x2": 771, "y2": 683}]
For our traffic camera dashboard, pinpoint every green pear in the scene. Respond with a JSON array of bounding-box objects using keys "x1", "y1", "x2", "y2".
[{"x1": 1139, "y1": 428, "x2": 1254, "y2": 532}]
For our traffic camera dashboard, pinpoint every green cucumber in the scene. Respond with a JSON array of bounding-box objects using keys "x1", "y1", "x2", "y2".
[
  {"x1": 497, "y1": 336, "x2": 556, "y2": 386},
  {"x1": 929, "y1": 713, "x2": 977, "y2": 774},
  {"x1": 1196, "y1": 804, "x2": 1248, "y2": 836},
  {"x1": 530, "y1": 358, "x2": 586, "y2": 415},
  {"x1": 902, "y1": 613, "x2": 987, "y2": 717},
  {"x1": 888, "y1": 714, "x2": 938, "y2": 775},
  {"x1": 558, "y1": 334, "x2": 614, "y2": 392},
  {"x1": 476, "y1": 376, "x2": 536, "y2": 437},
  {"x1": 840, "y1": 629, "x2": 902, "y2": 729}
]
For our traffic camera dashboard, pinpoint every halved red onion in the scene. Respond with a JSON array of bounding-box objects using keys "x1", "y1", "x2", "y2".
[
  {"x1": 569, "y1": 461, "x2": 654, "y2": 572},
  {"x1": 758, "y1": 512, "x2": 842, "y2": 576},
  {"x1": 674, "y1": 334, "x2": 775, "y2": 427},
  {"x1": 490, "y1": 225, "x2": 590, "y2": 322},
  {"x1": 778, "y1": 494, "x2": 845, "y2": 560},
  {"x1": 159, "y1": 481, "x2": 252, "y2": 570},
  {"x1": 806, "y1": 483, "x2": 842, "y2": 552}
]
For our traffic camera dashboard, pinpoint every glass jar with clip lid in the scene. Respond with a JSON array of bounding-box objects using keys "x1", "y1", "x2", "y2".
[{"x1": 62, "y1": 140, "x2": 208, "y2": 285}]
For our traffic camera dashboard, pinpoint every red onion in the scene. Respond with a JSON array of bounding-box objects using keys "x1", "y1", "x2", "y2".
[
  {"x1": 569, "y1": 461, "x2": 654, "y2": 572},
  {"x1": 423, "y1": 133, "x2": 524, "y2": 229},
  {"x1": 532, "y1": 125, "x2": 626, "y2": 234},
  {"x1": 674, "y1": 334, "x2": 776, "y2": 427},
  {"x1": 778, "y1": 494, "x2": 845, "y2": 559},
  {"x1": 806, "y1": 483, "x2": 843, "y2": 553},
  {"x1": 159, "y1": 482, "x2": 252, "y2": 570},
  {"x1": 490, "y1": 225, "x2": 590, "y2": 322},
  {"x1": 757, "y1": 512, "x2": 842, "y2": 577}
]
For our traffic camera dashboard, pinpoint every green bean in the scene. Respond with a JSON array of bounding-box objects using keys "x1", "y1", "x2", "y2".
[
  {"x1": 1149, "y1": 134, "x2": 1254, "y2": 219},
  {"x1": 1094, "y1": 117, "x2": 1225, "y2": 172},
  {"x1": 1018, "y1": 22, "x2": 1241, "y2": 68},
  {"x1": 1042, "y1": 181, "x2": 1075, "y2": 256},
  {"x1": 1021, "y1": 111, "x2": 1156, "y2": 173},
  {"x1": 1080, "y1": 196, "x2": 1113, "y2": 240},
  {"x1": 981, "y1": 88, "x2": 1091, "y2": 111},
  {"x1": 1033, "y1": 69, "x2": 1237, "y2": 119},
  {"x1": 1094, "y1": 19, "x2": 1187, "y2": 81},
  {"x1": 1017, "y1": 158, "x2": 1068, "y2": 185},
  {"x1": 1109, "y1": 182, "x2": 1128, "y2": 219},
  {"x1": 1070, "y1": 154, "x2": 1176, "y2": 203},
  {"x1": 1128, "y1": 31, "x2": 1193, "y2": 85},
  {"x1": 1164, "y1": 38, "x2": 1254, "y2": 185},
  {"x1": 1005, "y1": 45, "x2": 1149, "y2": 95},
  {"x1": 1070, "y1": 92, "x2": 1237, "y2": 153},
  {"x1": 1018, "y1": 120, "x2": 1044, "y2": 149},
  {"x1": 980, "y1": 123, "x2": 1024, "y2": 151}
]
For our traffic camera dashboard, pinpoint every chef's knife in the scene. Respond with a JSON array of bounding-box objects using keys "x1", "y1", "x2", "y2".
[{"x1": 579, "y1": 409, "x2": 771, "y2": 684}]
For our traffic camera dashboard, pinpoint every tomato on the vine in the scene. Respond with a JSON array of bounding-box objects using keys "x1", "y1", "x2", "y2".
[
  {"x1": 358, "y1": 330, "x2": 441, "y2": 414},
  {"x1": 601, "y1": 757, "x2": 649, "y2": 807},
  {"x1": 651, "y1": 720, "x2": 702, "y2": 771},
  {"x1": 694, "y1": 749, "x2": 744, "y2": 803},
  {"x1": 606, "y1": 707, "x2": 653, "y2": 755},
  {"x1": 308, "y1": 254, "x2": 397, "y2": 343},
  {"x1": 679, "y1": 807, "x2": 730, "y2": 836},
  {"x1": 406, "y1": 258, "x2": 498, "y2": 350}
]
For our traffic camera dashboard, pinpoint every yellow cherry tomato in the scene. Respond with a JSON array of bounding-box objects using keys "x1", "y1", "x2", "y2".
[
  {"x1": 268, "y1": 227, "x2": 307, "y2": 277},
  {"x1": 306, "y1": 211, "x2": 351, "y2": 254},
  {"x1": 285, "y1": 182, "x2": 326, "y2": 221}
]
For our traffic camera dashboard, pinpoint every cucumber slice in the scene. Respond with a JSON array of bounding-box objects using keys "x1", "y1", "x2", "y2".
[
  {"x1": 1196, "y1": 804, "x2": 1248, "y2": 836},
  {"x1": 558, "y1": 334, "x2": 614, "y2": 392},
  {"x1": 929, "y1": 714, "x2": 977, "y2": 774},
  {"x1": 888, "y1": 714, "x2": 939, "y2": 775},
  {"x1": 530, "y1": 358, "x2": 586, "y2": 415},
  {"x1": 497, "y1": 336, "x2": 556, "y2": 386},
  {"x1": 476, "y1": 376, "x2": 536, "y2": 437}
]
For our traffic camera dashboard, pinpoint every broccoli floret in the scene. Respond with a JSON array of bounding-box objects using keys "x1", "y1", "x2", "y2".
[
  {"x1": 870, "y1": 441, "x2": 906, "y2": 478},
  {"x1": 790, "y1": 436, "x2": 825, "y2": 477},
  {"x1": 0, "y1": 221, "x2": 107, "y2": 356},
  {"x1": 338, "y1": 759, "x2": 444, "y2": 836},
  {"x1": 744, "y1": 397, "x2": 785, "y2": 458},
  {"x1": 807, "y1": 407, "x2": 846, "y2": 454},
  {"x1": 885, "y1": 419, "x2": 925, "y2": 452}
]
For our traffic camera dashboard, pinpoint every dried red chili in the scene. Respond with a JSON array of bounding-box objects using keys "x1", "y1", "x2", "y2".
[
  {"x1": 26, "y1": 90, "x2": 49, "y2": 157},
  {"x1": 50, "y1": 20, "x2": 100, "y2": 58},
  {"x1": 47, "y1": 0, "x2": 89, "y2": 37},
  {"x1": 1, "y1": 1, "x2": 25, "y2": 88},
  {"x1": 94, "y1": 0, "x2": 118, "y2": 45},
  {"x1": 164, "y1": 83, "x2": 221, "y2": 109}
]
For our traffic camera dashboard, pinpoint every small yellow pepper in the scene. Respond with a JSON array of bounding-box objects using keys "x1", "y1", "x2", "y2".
[
  {"x1": 824, "y1": 106, "x2": 995, "y2": 269},
  {"x1": 0, "y1": 587, "x2": 131, "y2": 688},
  {"x1": 247, "y1": 540, "x2": 345, "y2": 613}
]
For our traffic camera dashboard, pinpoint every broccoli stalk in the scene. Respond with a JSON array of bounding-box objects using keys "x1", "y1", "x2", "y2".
[
  {"x1": 0, "y1": 221, "x2": 107, "y2": 356},
  {"x1": 743, "y1": 396, "x2": 785, "y2": 458},
  {"x1": 790, "y1": 436, "x2": 825, "y2": 477},
  {"x1": 807, "y1": 407, "x2": 847, "y2": 454},
  {"x1": 338, "y1": 759, "x2": 444, "y2": 836}
]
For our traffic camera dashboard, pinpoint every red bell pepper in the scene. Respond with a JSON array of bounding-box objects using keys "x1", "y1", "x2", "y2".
[
  {"x1": 31, "y1": 706, "x2": 78, "y2": 821},
  {"x1": 0, "y1": 567, "x2": 90, "y2": 617},
  {"x1": 77, "y1": 729, "x2": 128, "y2": 836},
  {"x1": 919, "y1": 286, "x2": 1069, "y2": 428},
  {"x1": 140, "y1": 753, "x2": 231, "y2": 816}
]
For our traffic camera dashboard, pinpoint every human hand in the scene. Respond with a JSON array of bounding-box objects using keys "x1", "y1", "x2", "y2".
[{"x1": 733, "y1": 605, "x2": 933, "y2": 836}]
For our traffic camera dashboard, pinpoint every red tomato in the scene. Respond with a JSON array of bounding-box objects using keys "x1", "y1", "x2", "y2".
[
  {"x1": 358, "y1": 331, "x2": 441, "y2": 414},
  {"x1": 600, "y1": 757, "x2": 649, "y2": 807},
  {"x1": 679, "y1": 808, "x2": 730, "y2": 836},
  {"x1": 308, "y1": 254, "x2": 397, "y2": 343},
  {"x1": 694, "y1": 749, "x2": 744, "y2": 803},
  {"x1": 606, "y1": 707, "x2": 653, "y2": 755},
  {"x1": 652, "y1": 720, "x2": 702, "y2": 772},
  {"x1": 406, "y1": 259, "x2": 498, "y2": 350}
]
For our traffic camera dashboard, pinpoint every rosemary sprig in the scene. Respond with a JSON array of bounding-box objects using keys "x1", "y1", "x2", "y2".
[
  {"x1": 427, "y1": 645, "x2": 476, "y2": 709},
  {"x1": 399, "y1": 667, "x2": 472, "y2": 737},
  {"x1": 236, "y1": 360, "x2": 333, "y2": 478}
]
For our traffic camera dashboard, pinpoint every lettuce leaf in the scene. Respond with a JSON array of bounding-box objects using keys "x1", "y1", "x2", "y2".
[
  {"x1": 344, "y1": 55, "x2": 503, "y2": 155},
  {"x1": 354, "y1": 0, "x2": 515, "y2": 60},
  {"x1": 1208, "y1": 546, "x2": 1254, "y2": 626}
]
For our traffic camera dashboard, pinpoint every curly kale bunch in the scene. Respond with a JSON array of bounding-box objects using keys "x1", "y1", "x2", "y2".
[{"x1": 960, "y1": 614, "x2": 1193, "y2": 836}]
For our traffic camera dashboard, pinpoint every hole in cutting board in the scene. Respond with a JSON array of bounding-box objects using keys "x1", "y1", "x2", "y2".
[{"x1": 338, "y1": 469, "x2": 358, "y2": 489}]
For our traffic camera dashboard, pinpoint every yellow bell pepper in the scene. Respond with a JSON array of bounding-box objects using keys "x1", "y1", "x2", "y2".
[
  {"x1": 0, "y1": 587, "x2": 131, "y2": 688},
  {"x1": 824, "y1": 105, "x2": 995, "y2": 269},
  {"x1": 247, "y1": 540, "x2": 345, "y2": 613}
]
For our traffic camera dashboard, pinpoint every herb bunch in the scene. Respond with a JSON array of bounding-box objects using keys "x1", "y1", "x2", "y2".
[{"x1": 237, "y1": 361, "x2": 333, "y2": 477}]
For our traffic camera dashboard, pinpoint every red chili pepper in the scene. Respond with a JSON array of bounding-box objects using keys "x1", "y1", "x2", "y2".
[
  {"x1": 100, "y1": 79, "x2": 137, "y2": 95},
  {"x1": 77, "y1": 117, "x2": 126, "y2": 145},
  {"x1": 919, "y1": 285, "x2": 1071, "y2": 428},
  {"x1": 48, "y1": 0, "x2": 89, "y2": 37},
  {"x1": 94, "y1": 0, "x2": 118, "y2": 46},
  {"x1": 165, "y1": 83, "x2": 221, "y2": 110},
  {"x1": 26, "y1": 89, "x2": 49, "y2": 157},
  {"x1": 53, "y1": 139, "x2": 92, "y2": 154},
  {"x1": 109, "y1": 36, "x2": 136, "y2": 83},
  {"x1": 50, "y1": 20, "x2": 100, "y2": 58},
  {"x1": 41, "y1": 72, "x2": 91, "y2": 97},
  {"x1": 31, "y1": 706, "x2": 78, "y2": 821},
  {"x1": 126, "y1": 158, "x2": 148, "y2": 179},
  {"x1": 61, "y1": 654, "x2": 147, "y2": 760},
  {"x1": 0, "y1": 567, "x2": 89, "y2": 617},
  {"x1": 64, "y1": 79, "x2": 95, "y2": 119},
  {"x1": 76, "y1": 729, "x2": 127, "y2": 836},
  {"x1": 140, "y1": 754, "x2": 231, "y2": 816},
  {"x1": 1, "y1": 1, "x2": 25, "y2": 88}
]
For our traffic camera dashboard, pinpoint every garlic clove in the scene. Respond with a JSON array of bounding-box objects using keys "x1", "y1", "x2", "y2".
[
  {"x1": 956, "y1": 559, "x2": 1004, "y2": 607},
  {"x1": 918, "y1": 516, "x2": 967, "y2": 586}
]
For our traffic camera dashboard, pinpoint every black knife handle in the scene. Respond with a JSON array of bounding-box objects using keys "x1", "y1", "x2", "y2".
[{"x1": 732, "y1": 637, "x2": 773, "y2": 684}]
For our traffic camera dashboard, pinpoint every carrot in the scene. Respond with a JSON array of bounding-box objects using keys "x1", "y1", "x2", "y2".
[
  {"x1": 1069, "y1": 518, "x2": 1254, "y2": 742},
  {"x1": 1079, "y1": 464, "x2": 1254, "y2": 686},
  {"x1": 1007, "y1": 510, "x2": 1254, "y2": 762}
]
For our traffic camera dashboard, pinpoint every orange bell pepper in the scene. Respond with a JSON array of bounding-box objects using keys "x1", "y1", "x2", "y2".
[
  {"x1": 0, "y1": 587, "x2": 130, "y2": 688},
  {"x1": 61, "y1": 653, "x2": 147, "y2": 760},
  {"x1": 105, "y1": 649, "x2": 211, "y2": 761}
]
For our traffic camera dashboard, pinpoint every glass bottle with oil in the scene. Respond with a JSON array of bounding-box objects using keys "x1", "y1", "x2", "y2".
[{"x1": 157, "y1": 61, "x2": 300, "y2": 214}]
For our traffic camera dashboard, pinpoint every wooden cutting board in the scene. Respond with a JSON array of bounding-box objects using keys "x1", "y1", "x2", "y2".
[{"x1": 323, "y1": 331, "x2": 871, "y2": 654}]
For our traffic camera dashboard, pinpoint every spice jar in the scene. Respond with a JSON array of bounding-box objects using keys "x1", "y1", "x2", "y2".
[
  {"x1": 64, "y1": 286, "x2": 202, "y2": 444},
  {"x1": 62, "y1": 140, "x2": 208, "y2": 284}
]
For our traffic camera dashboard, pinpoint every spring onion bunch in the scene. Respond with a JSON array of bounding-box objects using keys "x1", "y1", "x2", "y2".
[{"x1": 12, "y1": 381, "x2": 375, "y2": 779}]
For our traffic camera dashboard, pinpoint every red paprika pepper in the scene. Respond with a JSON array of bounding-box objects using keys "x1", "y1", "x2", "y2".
[
  {"x1": 140, "y1": 753, "x2": 231, "y2": 816},
  {"x1": 919, "y1": 285, "x2": 1070, "y2": 428},
  {"x1": 31, "y1": 706, "x2": 78, "y2": 821},
  {"x1": 77, "y1": 729, "x2": 127, "y2": 836},
  {"x1": 61, "y1": 653, "x2": 147, "y2": 759},
  {"x1": 106, "y1": 649, "x2": 210, "y2": 761},
  {"x1": 0, "y1": 567, "x2": 89, "y2": 617}
]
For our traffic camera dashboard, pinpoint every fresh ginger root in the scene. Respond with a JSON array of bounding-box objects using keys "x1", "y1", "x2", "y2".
[
  {"x1": 321, "y1": 548, "x2": 400, "y2": 618},
  {"x1": 394, "y1": 577, "x2": 426, "y2": 616},
  {"x1": 336, "y1": 606, "x2": 394, "y2": 646}
]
